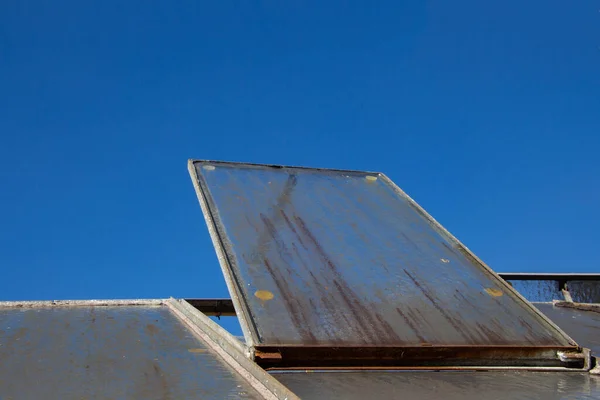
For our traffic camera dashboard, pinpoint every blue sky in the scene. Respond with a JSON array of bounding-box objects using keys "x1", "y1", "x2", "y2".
[{"x1": 1, "y1": 1, "x2": 599, "y2": 334}]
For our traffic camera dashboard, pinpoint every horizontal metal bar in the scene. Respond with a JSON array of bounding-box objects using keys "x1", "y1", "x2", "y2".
[
  {"x1": 252, "y1": 345, "x2": 589, "y2": 371},
  {"x1": 499, "y1": 273, "x2": 600, "y2": 281},
  {"x1": 552, "y1": 300, "x2": 600, "y2": 313},
  {"x1": 0, "y1": 299, "x2": 164, "y2": 308},
  {"x1": 185, "y1": 298, "x2": 236, "y2": 316},
  {"x1": 189, "y1": 159, "x2": 380, "y2": 176}
]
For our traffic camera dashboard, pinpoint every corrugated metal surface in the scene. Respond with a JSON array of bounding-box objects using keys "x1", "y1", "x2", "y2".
[
  {"x1": 507, "y1": 280, "x2": 564, "y2": 302},
  {"x1": 568, "y1": 281, "x2": 600, "y2": 303},
  {"x1": 191, "y1": 161, "x2": 574, "y2": 349},
  {"x1": 534, "y1": 303, "x2": 600, "y2": 357},
  {"x1": 0, "y1": 305, "x2": 263, "y2": 400},
  {"x1": 273, "y1": 371, "x2": 600, "y2": 399}
]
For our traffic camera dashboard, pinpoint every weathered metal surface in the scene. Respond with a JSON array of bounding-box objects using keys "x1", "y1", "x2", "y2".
[
  {"x1": 0, "y1": 304, "x2": 263, "y2": 399},
  {"x1": 189, "y1": 160, "x2": 575, "y2": 356},
  {"x1": 506, "y1": 280, "x2": 565, "y2": 302},
  {"x1": 273, "y1": 371, "x2": 600, "y2": 400},
  {"x1": 568, "y1": 281, "x2": 600, "y2": 303},
  {"x1": 534, "y1": 303, "x2": 600, "y2": 357}
]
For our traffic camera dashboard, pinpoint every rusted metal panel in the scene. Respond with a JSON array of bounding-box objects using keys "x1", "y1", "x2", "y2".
[
  {"x1": 189, "y1": 160, "x2": 577, "y2": 359},
  {"x1": 0, "y1": 304, "x2": 263, "y2": 399},
  {"x1": 534, "y1": 303, "x2": 600, "y2": 357},
  {"x1": 273, "y1": 370, "x2": 600, "y2": 400}
]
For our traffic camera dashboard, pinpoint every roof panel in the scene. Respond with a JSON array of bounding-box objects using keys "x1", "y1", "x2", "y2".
[
  {"x1": 534, "y1": 303, "x2": 600, "y2": 357},
  {"x1": 0, "y1": 304, "x2": 263, "y2": 399},
  {"x1": 273, "y1": 371, "x2": 600, "y2": 400},
  {"x1": 190, "y1": 161, "x2": 575, "y2": 352}
]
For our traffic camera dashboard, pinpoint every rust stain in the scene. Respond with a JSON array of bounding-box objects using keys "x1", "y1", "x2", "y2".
[
  {"x1": 295, "y1": 215, "x2": 401, "y2": 344},
  {"x1": 395, "y1": 307, "x2": 426, "y2": 342},
  {"x1": 485, "y1": 288, "x2": 503, "y2": 297},
  {"x1": 146, "y1": 324, "x2": 158, "y2": 336},
  {"x1": 187, "y1": 348, "x2": 208, "y2": 353},
  {"x1": 263, "y1": 256, "x2": 318, "y2": 342},
  {"x1": 254, "y1": 290, "x2": 274, "y2": 301},
  {"x1": 404, "y1": 269, "x2": 477, "y2": 343},
  {"x1": 13, "y1": 327, "x2": 28, "y2": 341}
]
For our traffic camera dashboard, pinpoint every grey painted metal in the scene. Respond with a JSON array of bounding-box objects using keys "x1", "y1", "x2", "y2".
[
  {"x1": 0, "y1": 302, "x2": 264, "y2": 399},
  {"x1": 534, "y1": 303, "x2": 600, "y2": 357},
  {"x1": 273, "y1": 370, "x2": 600, "y2": 400},
  {"x1": 568, "y1": 281, "x2": 600, "y2": 303},
  {"x1": 188, "y1": 160, "x2": 576, "y2": 354},
  {"x1": 507, "y1": 280, "x2": 565, "y2": 303},
  {"x1": 167, "y1": 299, "x2": 300, "y2": 400}
]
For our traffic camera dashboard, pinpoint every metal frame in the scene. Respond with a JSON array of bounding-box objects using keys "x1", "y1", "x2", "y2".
[
  {"x1": 187, "y1": 159, "x2": 592, "y2": 370},
  {"x1": 189, "y1": 160, "x2": 260, "y2": 347},
  {"x1": 500, "y1": 273, "x2": 600, "y2": 281},
  {"x1": 185, "y1": 298, "x2": 236, "y2": 316},
  {"x1": 0, "y1": 299, "x2": 163, "y2": 307}
]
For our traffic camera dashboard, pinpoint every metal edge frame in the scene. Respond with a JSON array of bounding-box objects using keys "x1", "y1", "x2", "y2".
[
  {"x1": 552, "y1": 301, "x2": 600, "y2": 313},
  {"x1": 499, "y1": 273, "x2": 600, "y2": 281},
  {"x1": 189, "y1": 159, "x2": 380, "y2": 176},
  {"x1": 0, "y1": 299, "x2": 164, "y2": 308},
  {"x1": 377, "y1": 173, "x2": 582, "y2": 351},
  {"x1": 166, "y1": 298, "x2": 300, "y2": 400},
  {"x1": 188, "y1": 160, "x2": 259, "y2": 347},
  {"x1": 252, "y1": 344, "x2": 592, "y2": 372}
]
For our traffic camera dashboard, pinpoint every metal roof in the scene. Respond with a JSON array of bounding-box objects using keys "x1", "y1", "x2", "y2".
[
  {"x1": 0, "y1": 299, "x2": 297, "y2": 400},
  {"x1": 188, "y1": 160, "x2": 585, "y2": 369},
  {"x1": 0, "y1": 296, "x2": 598, "y2": 399},
  {"x1": 1, "y1": 160, "x2": 598, "y2": 399}
]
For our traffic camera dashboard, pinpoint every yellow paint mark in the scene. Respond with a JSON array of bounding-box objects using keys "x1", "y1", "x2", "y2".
[
  {"x1": 203, "y1": 165, "x2": 216, "y2": 171},
  {"x1": 365, "y1": 175, "x2": 378, "y2": 182},
  {"x1": 254, "y1": 290, "x2": 274, "y2": 301},
  {"x1": 188, "y1": 348, "x2": 208, "y2": 353},
  {"x1": 440, "y1": 258, "x2": 450, "y2": 263},
  {"x1": 485, "y1": 288, "x2": 503, "y2": 297}
]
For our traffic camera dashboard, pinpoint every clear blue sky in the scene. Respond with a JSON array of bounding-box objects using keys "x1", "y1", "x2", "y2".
[{"x1": 1, "y1": 0, "x2": 599, "y2": 320}]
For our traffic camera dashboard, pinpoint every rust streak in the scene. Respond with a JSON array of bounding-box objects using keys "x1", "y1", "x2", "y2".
[
  {"x1": 403, "y1": 269, "x2": 475, "y2": 343},
  {"x1": 396, "y1": 307, "x2": 426, "y2": 342},
  {"x1": 293, "y1": 214, "x2": 401, "y2": 344}
]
